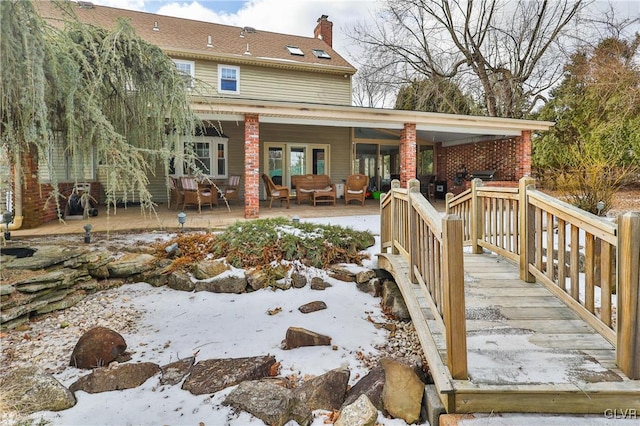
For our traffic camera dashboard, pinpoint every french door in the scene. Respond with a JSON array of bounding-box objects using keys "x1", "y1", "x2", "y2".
[{"x1": 264, "y1": 143, "x2": 329, "y2": 189}]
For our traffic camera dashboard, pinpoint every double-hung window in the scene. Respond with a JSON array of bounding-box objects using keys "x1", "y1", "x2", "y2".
[
  {"x1": 173, "y1": 59, "x2": 195, "y2": 88},
  {"x1": 181, "y1": 136, "x2": 228, "y2": 178},
  {"x1": 218, "y1": 65, "x2": 239, "y2": 94}
]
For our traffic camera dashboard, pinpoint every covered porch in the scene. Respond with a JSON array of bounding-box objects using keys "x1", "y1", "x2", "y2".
[
  {"x1": 6, "y1": 99, "x2": 552, "y2": 230},
  {"x1": 191, "y1": 98, "x2": 553, "y2": 221}
]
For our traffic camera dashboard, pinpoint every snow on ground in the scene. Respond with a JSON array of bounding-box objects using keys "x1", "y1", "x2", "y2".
[
  {"x1": 17, "y1": 215, "x2": 409, "y2": 426},
  {"x1": 7, "y1": 214, "x2": 637, "y2": 426}
]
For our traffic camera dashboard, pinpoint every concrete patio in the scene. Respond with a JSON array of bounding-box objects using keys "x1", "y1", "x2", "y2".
[{"x1": 9, "y1": 197, "x2": 446, "y2": 238}]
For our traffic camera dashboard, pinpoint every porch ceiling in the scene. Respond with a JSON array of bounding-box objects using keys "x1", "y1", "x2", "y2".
[{"x1": 191, "y1": 97, "x2": 554, "y2": 145}]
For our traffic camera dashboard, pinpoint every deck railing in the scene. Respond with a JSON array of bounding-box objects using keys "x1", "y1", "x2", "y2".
[
  {"x1": 382, "y1": 177, "x2": 640, "y2": 380},
  {"x1": 380, "y1": 180, "x2": 468, "y2": 379}
]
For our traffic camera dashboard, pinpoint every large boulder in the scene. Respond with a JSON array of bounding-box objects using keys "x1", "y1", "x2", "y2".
[
  {"x1": 381, "y1": 358, "x2": 424, "y2": 424},
  {"x1": 69, "y1": 326, "x2": 127, "y2": 369},
  {"x1": 167, "y1": 269, "x2": 195, "y2": 292},
  {"x1": 182, "y1": 355, "x2": 276, "y2": 395},
  {"x1": 223, "y1": 380, "x2": 312, "y2": 426},
  {"x1": 193, "y1": 259, "x2": 229, "y2": 280},
  {"x1": 381, "y1": 280, "x2": 410, "y2": 321},
  {"x1": 69, "y1": 362, "x2": 160, "y2": 393},
  {"x1": 294, "y1": 367, "x2": 349, "y2": 411},
  {"x1": 106, "y1": 253, "x2": 156, "y2": 278},
  {"x1": 290, "y1": 272, "x2": 307, "y2": 289},
  {"x1": 159, "y1": 356, "x2": 195, "y2": 386},
  {"x1": 298, "y1": 301, "x2": 327, "y2": 314},
  {"x1": 355, "y1": 269, "x2": 376, "y2": 284},
  {"x1": 343, "y1": 363, "x2": 385, "y2": 411},
  {"x1": 335, "y1": 394, "x2": 378, "y2": 426},
  {"x1": 194, "y1": 274, "x2": 247, "y2": 293},
  {"x1": 283, "y1": 327, "x2": 331, "y2": 349},
  {"x1": 310, "y1": 277, "x2": 331, "y2": 290},
  {"x1": 1, "y1": 366, "x2": 76, "y2": 413}
]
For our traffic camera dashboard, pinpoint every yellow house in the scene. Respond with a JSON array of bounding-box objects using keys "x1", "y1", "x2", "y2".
[{"x1": 20, "y1": 0, "x2": 552, "y2": 227}]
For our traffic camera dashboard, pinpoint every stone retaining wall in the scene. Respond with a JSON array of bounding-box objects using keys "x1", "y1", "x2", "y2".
[{"x1": 1, "y1": 243, "x2": 407, "y2": 331}]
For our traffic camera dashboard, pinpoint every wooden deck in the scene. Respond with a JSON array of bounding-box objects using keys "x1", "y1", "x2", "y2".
[{"x1": 379, "y1": 251, "x2": 640, "y2": 414}]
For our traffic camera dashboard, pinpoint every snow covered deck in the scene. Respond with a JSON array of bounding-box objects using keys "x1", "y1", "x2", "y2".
[{"x1": 379, "y1": 251, "x2": 640, "y2": 414}]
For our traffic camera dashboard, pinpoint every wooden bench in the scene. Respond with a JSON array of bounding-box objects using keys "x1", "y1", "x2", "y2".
[{"x1": 291, "y1": 174, "x2": 336, "y2": 206}]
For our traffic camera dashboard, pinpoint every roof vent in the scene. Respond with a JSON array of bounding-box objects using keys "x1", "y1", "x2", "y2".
[
  {"x1": 207, "y1": 35, "x2": 213, "y2": 48},
  {"x1": 244, "y1": 43, "x2": 251, "y2": 55},
  {"x1": 243, "y1": 26, "x2": 256, "y2": 34},
  {"x1": 153, "y1": 21, "x2": 159, "y2": 31},
  {"x1": 77, "y1": 1, "x2": 94, "y2": 8}
]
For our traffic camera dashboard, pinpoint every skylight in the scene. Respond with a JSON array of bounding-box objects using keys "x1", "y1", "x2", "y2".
[
  {"x1": 286, "y1": 45, "x2": 304, "y2": 56},
  {"x1": 312, "y1": 49, "x2": 331, "y2": 59}
]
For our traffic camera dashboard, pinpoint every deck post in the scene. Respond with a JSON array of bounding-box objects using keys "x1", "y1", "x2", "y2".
[
  {"x1": 617, "y1": 212, "x2": 640, "y2": 379},
  {"x1": 391, "y1": 180, "x2": 400, "y2": 255},
  {"x1": 442, "y1": 214, "x2": 468, "y2": 379},
  {"x1": 408, "y1": 179, "x2": 420, "y2": 283},
  {"x1": 519, "y1": 177, "x2": 535, "y2": 282},
  {"x1": 470, "y1": 178, "x2": 483, "y2": 254},
  {"x1": 445, "y1": 192, "x2": 453, "y2": 214}
]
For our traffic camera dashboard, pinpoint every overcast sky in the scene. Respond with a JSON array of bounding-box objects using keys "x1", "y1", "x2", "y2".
[{"x1": 86, "y1": 1, "x2": 639, "y2": 69}]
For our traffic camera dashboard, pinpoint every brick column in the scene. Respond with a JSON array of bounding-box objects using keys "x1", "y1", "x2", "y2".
[
  {"x1": 244, "y1": 113, "x2": 260, "y2": 219},
  {"x1": 400, "y1": 123, "x2": 417, "y2": 188},
  {"x1": 20, "y1": 147, "x2": 46, "y2": 229},
  {"x1": 516, "y1": 130, "x2": 532, "y2": 179}
]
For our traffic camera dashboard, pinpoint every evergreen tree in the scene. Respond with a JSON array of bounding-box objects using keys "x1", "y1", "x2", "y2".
[
  {"x1": 534, "y1": 35, "x2": 640, "y2": 214},
  {"x1": 1, "y1": 0, "x2": 198, "y2": 215}
]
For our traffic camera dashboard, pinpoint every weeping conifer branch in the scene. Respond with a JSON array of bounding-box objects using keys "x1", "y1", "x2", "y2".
[{"x1": 1, "y1": 0, "x2": 204, "y2": 220}]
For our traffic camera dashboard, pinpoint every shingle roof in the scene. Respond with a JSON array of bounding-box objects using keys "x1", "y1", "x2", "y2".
[{"x1": 36, "y1": 1, "x2": 356, "y2": 74}]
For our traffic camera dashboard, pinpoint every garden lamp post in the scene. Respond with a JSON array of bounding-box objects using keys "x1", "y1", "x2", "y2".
[
  {"x1": 2, "y1": 211, "x2": 13, "y2": 241},
  {"x1": 178, "y1": 212, "x2": 187, "y2": 233},
  {"x1": 83, "y1": 223, "x2": 92, "y2": 244}
]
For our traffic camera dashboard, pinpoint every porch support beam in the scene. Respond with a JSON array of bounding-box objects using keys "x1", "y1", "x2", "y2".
[
  {"x1": 400, "y1": 123, "x2": 417, "y2": 188},
  {"x1": 516, "y1": 130, "x2": 532, "y2": 179},
  {"x1": 244, "y1": 113, "x2": 260, "y2": 219}
]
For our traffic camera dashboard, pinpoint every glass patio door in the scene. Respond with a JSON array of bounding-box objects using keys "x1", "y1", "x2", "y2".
[
  {"x1": 288, "y1": 145, "x2": 307, "y2": 184},
  {"x1": 266, "y1": 146, "x2": 284, "y2": 186},
  {"x1": 265, "y1": 143, "x2": 330, "y2": 192},
  {"x1": 354, "y1": 143, "x2": 399, "y2": 193}
]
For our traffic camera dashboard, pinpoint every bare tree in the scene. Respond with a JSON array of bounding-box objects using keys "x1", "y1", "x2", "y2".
[
  {"x1": 348, "y1": 0, "x2": 587, "y2": 118},
  {"x1": 352, "y1": 66, "x2": 398, "y2": 108}
]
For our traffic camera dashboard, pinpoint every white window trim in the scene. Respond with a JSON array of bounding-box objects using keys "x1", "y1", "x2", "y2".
[
  {"x1": 179, "y1": 136, "x2": 228, "y2": 178},
  {"x1": 173, "y1": 59, "x2": 195, "y2": 88},
  {"x1": 217, "y1": 64, "x2": 240, "y2": 95}
]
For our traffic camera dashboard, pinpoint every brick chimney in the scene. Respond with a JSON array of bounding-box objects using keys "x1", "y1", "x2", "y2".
[{"x1": 314, "y1": 15, "x2": 333, "y2": 47}]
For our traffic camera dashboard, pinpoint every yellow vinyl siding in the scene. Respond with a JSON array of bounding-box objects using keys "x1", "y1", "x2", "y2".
[
  {"x1": 96, "y1": 161, "x2": 167, "y2": 206},
  {"x1": 39, "y1": 144, "x2": 94, "y2": 182},
  {"x1": 192, "y1": 60, "x2": 352, "y2": 105}
]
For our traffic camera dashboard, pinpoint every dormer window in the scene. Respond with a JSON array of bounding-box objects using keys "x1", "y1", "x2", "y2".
[
  {"x1": 286, "y1": 45, "x2": 304, "y2": 56},
  {"x1": 312, "y1": 49, "x2": 331, "y2": 59},
  {"x1": 173, "y1": 59, "x2": 195, "y2": 88}
]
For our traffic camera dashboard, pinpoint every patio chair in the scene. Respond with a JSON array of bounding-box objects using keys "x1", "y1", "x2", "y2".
[
  {"x1": 167, "y1": 176, "x2": 184, "y2": 210},
  {"x1": 261, "y1": 174, "x2": 290, "y2": 208},
  {"x1": 345, "y1": 174, "x2": 369, "y2": 206},
  {"x1": 222, "y1": 175, "x2": 241, "y2": 203},
  {"x1": 180, "y1": 176, "x2": 217, "y2": 213}
]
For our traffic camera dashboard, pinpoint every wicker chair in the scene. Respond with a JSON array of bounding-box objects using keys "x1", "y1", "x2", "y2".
[
  {"x1": 345, "y1": 174, "x2": 369, "y2": 206},
  {"x1": 167, "y1": 176, "x2": 184, "y2": 210},
  {"x1": 261, "y1": 174, "x2": 290, "y2": 208},
  {"x1": 222, "y1": 175, "x2": 241, "y2": 203},
  {"x1": 180, "y1": 176, "x2": 217, "y2": 212}
]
